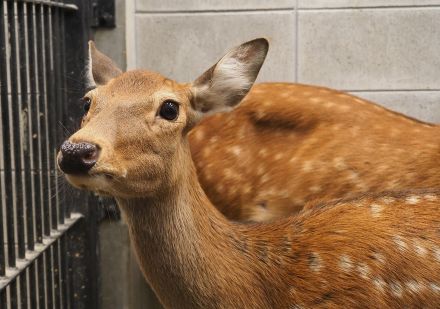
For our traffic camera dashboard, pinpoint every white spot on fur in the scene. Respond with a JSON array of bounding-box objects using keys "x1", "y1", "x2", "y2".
[
  {"x1": 223, "y1": 168, "x2": 238, "y2": 180},
  {"x1": 372, "y1": 252, "x2": 385, "y2": 264},
  {"x1": 413, "y1": 240, "x2": 427, "y2": 257},
  {"x1": 310, "y1": 97, "x2": 322, "y2": 103},
  {"x1": 373, "y1": 277, "x2": 386, "y2": 293},
  {"x1": 333, "y1": 157, "x2": 347, "y2": 170},
  {"x1": 393, "y1": 235, "x2": 407, "y2": 251},
  {"x1": 430, "y1": 283, "x2": 440, "y2": 293},
  {"x1": 229, "y1": 146, "x2": 242, "y2": 156},
  {"x1": 356, "y1": 263, "x2": 370, "y2": 279},
  {"x1": 405, "y1": 195, "x2": 420, "y2": 205},
  {"x1": 260, "y1": 174, "x2": 270, "y2": 184},
  {"x1": 293, "y1": 198, "x2": 304, "y2": 206},
  {"x1": 382, "y1": 197, "x2": 395, "y2": 204},
  {"x1": 339, "y1": 255, "x2": 353, "y2": 272},
  {"x1": 242, "y1": 184, "x2": 251, "y2": 195},
  {"x1": 208, "y1": 136, "x2": 218, "y2": 144},
  {"x1": 324, "y1": 102, "x2": 335, "y2": 108},
  {"x1": 257, "y1": 165, "x2": 265, "y2": 176},
  {"x1": 370, "y1": 203, "x2": 382, "y2": 218},
  {"x1": 258, "y1": 148, "x2": 268, "y2": 157},
  {"x1": 390, "y1": 282, "x2": 403, "y2": 298},
  {"x1": 405, "y1": 280, "x2": 424, "y2": 294},
  {"x1": 302, "y1": 161, "x2": 313, "y2": 172},
  {"x1": 274, "y1": 153, "x2": 283, "y2": 160},
  {"x1": 309, "y1": 186, "x2": 321, "y2": 193},
  {"x1": 433, "y1": 246, "x2": 440, "y2": 262},
  {"x1": 425, "y1": 194, "x2": 438, "y2": 202},
  {"x1": 332, "y1": 124, "x2": 343, "y2": 131},
  {"x1": 347, "y1": 170, "x2": 359, "y2": 181},
  {"x1": 193, "y1": 130, "x2": 205, "y2": 141}
]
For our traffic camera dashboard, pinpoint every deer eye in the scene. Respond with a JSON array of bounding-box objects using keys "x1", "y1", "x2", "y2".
[
  {"x1": 83, "y1": 97, "x2": 91, "y2": 113},
  {"x1": 159, "y1": 100, "x2": 179, "y2": 121}
]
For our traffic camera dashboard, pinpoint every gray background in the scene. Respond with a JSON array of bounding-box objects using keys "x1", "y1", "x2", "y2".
[{"x1": 95, "y1": 0, "x2": 440, "y2": 308}]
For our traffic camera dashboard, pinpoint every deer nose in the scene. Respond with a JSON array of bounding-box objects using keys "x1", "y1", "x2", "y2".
[{"x1": 58, "y1": 141, "x2": 99, "y2": 175}]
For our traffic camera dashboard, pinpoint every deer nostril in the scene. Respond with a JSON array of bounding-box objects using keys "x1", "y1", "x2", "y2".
[{"x1": 59, "y1": 140, "x2": 99, "y2": 175}]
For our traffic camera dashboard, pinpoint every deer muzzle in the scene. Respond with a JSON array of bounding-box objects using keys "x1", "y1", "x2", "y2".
[{"x1": 58, "y1": 140, "x2": 100, "y2": 175}]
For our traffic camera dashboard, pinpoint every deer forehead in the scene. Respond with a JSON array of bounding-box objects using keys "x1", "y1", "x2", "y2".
[{"x1": 94, "y1": 70, "x2": 189, "y2": 104}]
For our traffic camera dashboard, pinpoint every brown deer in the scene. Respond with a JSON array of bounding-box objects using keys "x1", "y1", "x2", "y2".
[
  {"x1": 189, "y1": 85, "x2": 440, "y2": 222},
  {"x1": 58, "y1": 39, "x2": 440, "y2": 308}
]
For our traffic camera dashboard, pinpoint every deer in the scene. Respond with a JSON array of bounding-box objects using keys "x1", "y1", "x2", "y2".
[
  {"x1": 57, "y1": 39, "x2": 440, "y2": 308},
  {"x1": 188, "y1": 83, "x2": 440, "y2": 222}
]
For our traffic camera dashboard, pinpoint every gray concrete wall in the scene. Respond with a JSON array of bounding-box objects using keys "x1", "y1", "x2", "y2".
[
  {"x1": 96, "y1": 1, "x2": 440, "y2": 308},
  {"x1": 127, "y1": 0, "x2": 440, "y2": 123}
]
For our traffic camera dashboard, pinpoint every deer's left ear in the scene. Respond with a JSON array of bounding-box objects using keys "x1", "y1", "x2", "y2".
[
  {"x1": 190, "y1": 38, "x2": 269, "y2": 115},
  {"x1": 86, "y1": 41, "x2": 122, "y2": 88}
]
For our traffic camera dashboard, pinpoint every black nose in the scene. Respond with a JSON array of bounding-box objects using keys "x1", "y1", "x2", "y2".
[{"x1": 58, "y1": 141, "x2": 99, "y2": 174}]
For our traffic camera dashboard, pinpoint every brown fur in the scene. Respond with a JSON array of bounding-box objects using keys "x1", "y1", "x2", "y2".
[
  {"x1": 59, "y1": 40, "x2": 440, "y2": 308},
  {"x1": 189, "y1": 83, "x2": 440, "y2": 221}
]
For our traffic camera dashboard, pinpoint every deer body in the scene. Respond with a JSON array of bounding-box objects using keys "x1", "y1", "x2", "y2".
[
  {"x1": 190, "y1": 83, "x2": 440, "y2": 221},
  {"x1": 58, "y1": 40, "x2": 440, "y2": 308},
  {"x1": 119, "y1": 149, "x2": 440, "y2": 308}
]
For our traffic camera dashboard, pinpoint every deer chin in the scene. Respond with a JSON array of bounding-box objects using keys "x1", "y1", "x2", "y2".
[{"x1": 64, "y1": 173, "x2": 113, "y2": 196}]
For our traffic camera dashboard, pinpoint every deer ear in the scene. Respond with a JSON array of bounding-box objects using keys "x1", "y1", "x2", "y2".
[
  {"x1": 190, "y1": 38, "x2": 269, "y2": 115},
  {"x1": 86, "y1": 41, "x2": 122, "y2": 87}
]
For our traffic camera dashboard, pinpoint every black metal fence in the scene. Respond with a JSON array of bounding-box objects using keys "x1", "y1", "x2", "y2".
[{"x1": 0, "y1": 1, "x2": 99, "y2": 308}]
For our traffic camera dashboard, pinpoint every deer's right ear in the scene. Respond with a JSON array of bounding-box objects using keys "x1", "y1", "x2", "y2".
[
  {"x1": 86, "y1": 41, "x2": 122, "y2": 87},
  {"x1": 190, "y1": 38, "x2": 269, "y2": 117}
]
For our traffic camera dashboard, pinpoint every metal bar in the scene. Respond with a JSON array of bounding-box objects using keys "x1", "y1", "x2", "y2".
[
  {"x1": 8, "y1": 0, "x2": 26, "y2": 264},
  {"x1": 0, "y1": 0, "x2": 8, "y2": 277},
  {"x1": 28, "y1": 262, "x2": 37, "y2": 309},
  {"x1": 35, "y1": 5, "x2": 49, "y2": 308},
  {"x1": 18, "y1": 275, "x2": 27, "y2": 309},
  {"x1": 23, "y1": 2, "x2": 37, "y2": 254},
  {"x1": 0, "y1": 214, "x2": 83, "y2": 290},
  {"x1": 27, "y1": 2, "x2": 43, "y2": 246},
  {"x1": 17, "y1": 3, "x2": 33, "y2": 305},
  {"x1": 18, "y1": 0, "x2": 36, "y2": 255},
  {"x1": 53, "y1": 241, "x2": 61, "y2": 309},
  {"x1": 59, "y1": 7, "x2": 69, "y2": 221},
  {"x1": 36, "y1": 3, "x2": 51, "y2": 239},
  {"x1": 4, "y1": 0, "x2": 17, "y2": 270},
  {"x1": 17, "y1": 0, "x2": 79, "y2": 11},
  {"x1": 45, "y1": 4, "x2": 58, "y2": 233},
  {"x1": 44, "y1": 247, "x2": 54, "y2": 308},
  {"x1": 52, "y1": 5, "x2": 63, "y2": 229},
  {"x1": 60, "y1": 235, "x2": 69, "y2": 309},
  {"x1": 37, "y1": 255, "x2": 46, "y2": 309},
  {"x1": 0, "y1": 288, "x2": 6, "y2": 308},
  {"x1": 9, "y1": 279, "x2": 17, "y2": 309}
]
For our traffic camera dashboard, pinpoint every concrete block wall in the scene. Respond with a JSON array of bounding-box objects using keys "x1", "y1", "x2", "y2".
[{"x1": 127, "y1": 0, "x2": 440, "y2": 123}]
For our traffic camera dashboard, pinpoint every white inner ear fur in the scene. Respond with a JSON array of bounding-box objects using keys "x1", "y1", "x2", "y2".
[
  {"x1": 192, "y1": 41, "x2": 268, "y2": 115},
  {"x1": 212, "y1": 56, "x2": 253, "y2": 101},
  {"x1": 205, "y1": 55, "x2": 254, "y2": 113}
]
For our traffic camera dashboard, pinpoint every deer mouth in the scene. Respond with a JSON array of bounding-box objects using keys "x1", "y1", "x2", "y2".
[{"x1": 64, "y1": 172, "x2": 112, "y2": 194}]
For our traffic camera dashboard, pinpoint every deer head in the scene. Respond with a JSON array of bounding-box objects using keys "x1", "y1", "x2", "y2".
[{"x1": 57, "y1": 39, "x2": 268, "y2": 199}]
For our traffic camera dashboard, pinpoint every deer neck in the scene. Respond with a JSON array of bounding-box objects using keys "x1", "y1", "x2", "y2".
[{"x1": 116, "y1": 145, "x2": 270, "y2": 308}]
